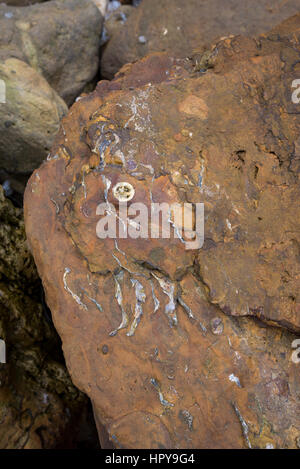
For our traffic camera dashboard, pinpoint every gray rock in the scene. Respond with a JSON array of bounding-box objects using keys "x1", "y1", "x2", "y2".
[
  {"x1": 0, "y1": 58, "x2": 67, "y2": 175},
  {"x1": 101, "y1": 0, "x2": 300, "y2": 79},
  {"x1": 0, "y1": 0, "x2": 103, "y2": 105}
]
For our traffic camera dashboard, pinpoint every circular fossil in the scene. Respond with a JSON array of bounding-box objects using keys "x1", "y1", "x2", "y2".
[{"x1": 112, "y1": 182, "x2": 135, "y2": 202}]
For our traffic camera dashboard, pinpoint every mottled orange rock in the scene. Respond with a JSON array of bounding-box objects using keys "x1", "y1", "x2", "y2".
[{"x1": 25, "y1": 17, "x2": 300, "y2": 448}]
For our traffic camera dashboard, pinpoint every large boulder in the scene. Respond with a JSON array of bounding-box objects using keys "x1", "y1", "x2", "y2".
[
  {"x1": 101, "y1": 0, "x2": 300, "y2": 78},
  {"x1": 24, "y1": 15, "x2": 300, "y2": 448},
  {"x1": 0, "y1": 0, "x2": 103, "y2": 105},
  {"x1": 0, "y1": 58, "x2": 67, "y2": 176},
  {"x1": 0, "y1": 186, "x2": 98, "y2": 448}
]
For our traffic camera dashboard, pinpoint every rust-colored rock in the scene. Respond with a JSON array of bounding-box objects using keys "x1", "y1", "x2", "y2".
[
  {"x1": 101, "y1": 0, "x2": 300, "y2": 79},
  {"x1": 25, "y1": 16, "x2": 300, "y2": 448}
]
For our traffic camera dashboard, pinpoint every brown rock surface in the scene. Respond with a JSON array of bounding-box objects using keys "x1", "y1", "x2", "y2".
[
  {"x1": 101, "y1": 0, "x2": 300, "y2": 79},
  {"x1": 25, "y1": 16, "x2": 300, "y2": 448},
  {"x1": 0, "y1": 0, "x2": 103, "y2": 105},
  {"x1": 0, "y1": 186, "x2": 99, "y2": 449}
]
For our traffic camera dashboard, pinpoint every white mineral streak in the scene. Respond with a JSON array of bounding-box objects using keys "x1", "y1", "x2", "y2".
[
  {"x1": 63, "y1": 268, "x2": 88, "y2": 310},
  {"x1": 110, "y1": 271, "x2": 128, "y2": 336},
  {"x1": 139, "y1": 163, "x2": 154, "y2": 175},
  {"x1": 232, "y1": 403, "x2": 252, "y2": 449},
  {"x1": 124, "y1": 88, "x2": 153, "y2": 134},
  {"x1": 82, "y1": 171, "x2": 87, "y2": 199},
  {"x1": 102, "y1": 174, "x2": 111, "y2": 201},
  {"x1": 150, "y1": 378, "x2": 174, "y2": 408},
  {"x1": 112, "y1": 254, "x2": 138, "y2": 277},
  {"x1": 229, "y1": 373, "x2": 242, "y2": 388},
  {"x1": 93, "y1": 121, "x2": 120, "y2": 168},
  {"x1": 50, "y1": 198, "x2": 59, "y2": 214},
  {"x1": 152, "y1": 273, "x2": 177, "y2": 326},
  {"x1": 151, "y1": 280, "x2": 160, "y2": 313},
  {"x1": 226, "y1": 219, "x2": 232, "y2": 230},
  {"x1": 80, "y1": 288, "x2": 103, "y2": 312},
  {"x1": 178, "y1": 297, "x2": 207, "y2": 333},
  {"x1": 198, "y1": 160, "x2": 205, "y2": 188},
  {"x1": 178, "y1": 297, "x2": 194, "y2": 319},
  {"x1": 102, "y1": 174, "x2": 125, "y2": 227},
  {"x1": 114, "y1": 239, "x2": 125, "y2": 256},
  {"x1": 168, "y1": 207, "x2": 186, "y2": 245},
  {"x1": 127, "y1": 279, "x2": 146, "y2": 336}
]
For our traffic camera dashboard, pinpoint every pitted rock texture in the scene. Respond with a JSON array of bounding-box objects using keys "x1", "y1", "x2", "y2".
[
  {"x1": 25, "y1": 17, "x2": 300, "y2": 448},
  {"x1": 101, "y1": 0, "x2": 300, "y2": 79},
  {"x1": 0, "y1": 58, "x2": 67, "y2": 176},
  {"x1": 0, "y1": 0, "x2": 103, "y2": 105},
  {"x1": 0, "y1": 186, "x2": 98, "y2": 449}
]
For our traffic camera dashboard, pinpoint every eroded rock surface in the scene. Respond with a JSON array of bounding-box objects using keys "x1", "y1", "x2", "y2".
[
  {"x1": 25, "y1": 16, "x2": 300, "y2": 448},
  {"x1": 0, "y1": 0, "x2": 103, "y2": 105},
  {"x1": 0, "y1": 186, "x2": 99, "y2": 448},
  {"x1": 101, "y1": 0, "x2": 300, "y2": 78}
]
